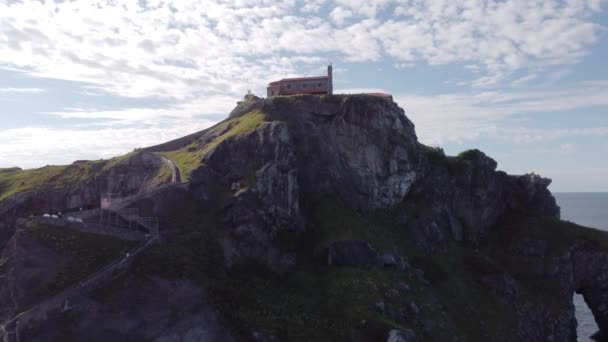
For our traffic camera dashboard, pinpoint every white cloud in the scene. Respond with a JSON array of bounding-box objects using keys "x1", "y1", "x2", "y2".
[
  {"x1": 394, "y1": 81, "x2": 608, "y2": 145},
  {"x1": 0, "y1": 87, "x2": 45, "y2": 93},
  {"x1": 0, "y1": 0, "x2": 604, "y2": 98},
  {"x1": 300, "y1": 0, "x2": 326, "y2": 13},
  {"x1": 329, "y1": 7, "x2": 353, "y2": 25},
  {"x1": 559, "y1": 143, "x2": 575, "y2": 154},
  {"x1": 0, "y1": 0, "x2": 606, "y2": 176},
  {"x1": 0, "y1": 120, "x2": 216, "y2": 169}
]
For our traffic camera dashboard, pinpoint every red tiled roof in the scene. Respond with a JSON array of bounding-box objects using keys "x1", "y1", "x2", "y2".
[{"x1": 365, "y1": 92, "x2": 392, "y2": 98}]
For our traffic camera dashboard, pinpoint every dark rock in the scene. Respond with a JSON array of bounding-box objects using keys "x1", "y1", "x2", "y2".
[
  {"x1": 376, "y1": 300, "x2": 408, "y2": 323},
  {"x1": 245, "y1": 95, "x2": 421, "y2": 211},
  {"x1": 386, "y1": 329, "x2": 417, "y2": 342},
  {"x1": 384, "y1": 288, "x2": 400, "y2": 301},
  {"x1": 408, "y1": 301, "x2": 420, "y2": 316},
  {"x1": 327, "y1": 240, "x2": 379, "y2": 268},
  {"x1": 481, "y1": 274, "x2": 521, "y2": 304},
  {"x1": 410, "y1": 149, "x2": 559, "y2": 245},
  {"x1": 380, "y1": 252, "x2": 398, "y2": 267},
  {"x1": 195, "y1": 121, "x2": 303, "y2": 273},
  {"x1": 252, "y1": 331, "x2": 280, "y2": 342},
  {"x1": 397, "y1": 281, "x2": 411, "y2": 292},
  {"x1": 446, "y1": 211, "x2": 464, "y2": 242},
  {"x1": 376, "y1": 300, "x2": 386, "y2": 314},
  {"x1": 16, "y1": 278, "x2": 234, "y2": 342}
]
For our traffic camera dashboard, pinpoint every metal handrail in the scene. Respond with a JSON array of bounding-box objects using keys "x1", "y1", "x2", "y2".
[{"x1": 0, "y1": 235, "x2": 158, "y2": 332}]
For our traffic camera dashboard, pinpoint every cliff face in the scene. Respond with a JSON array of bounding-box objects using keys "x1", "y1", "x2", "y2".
[
  {"x1": 185, "y1": 95, "x2": 559, "y2": 271},
  {"x1": 0, "y1": 151, "x2": 173, "y2": 246},
  {"x1": 1, "y1": 94, "x2": 607, "y2": 341}
]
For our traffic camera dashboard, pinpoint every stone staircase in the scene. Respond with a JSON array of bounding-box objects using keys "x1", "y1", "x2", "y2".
[
  {"x1": 0, "y1": 156, "x2": 182, "y2": 341},
  {"x1": 0, "y1": 235, "x2": 158, "y2": 342}
]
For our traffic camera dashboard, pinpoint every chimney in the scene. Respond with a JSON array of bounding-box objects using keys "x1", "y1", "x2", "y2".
[{"x1": 328, "y1": 63, "x2": 333, "y2": 95}]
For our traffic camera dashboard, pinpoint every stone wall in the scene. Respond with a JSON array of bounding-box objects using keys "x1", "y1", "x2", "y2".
[{"x1": 30, "y1": 217, "x2": 145, "y2": 241}]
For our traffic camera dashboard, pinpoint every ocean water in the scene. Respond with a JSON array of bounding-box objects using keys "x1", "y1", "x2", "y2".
[{"x1": 554, "y1": 192, "x2": 608, "y2": 342}]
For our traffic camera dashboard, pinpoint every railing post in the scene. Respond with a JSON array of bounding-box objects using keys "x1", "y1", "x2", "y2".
[{"x1": 14, "y1": 322, "x2": 19, "y2": 342}]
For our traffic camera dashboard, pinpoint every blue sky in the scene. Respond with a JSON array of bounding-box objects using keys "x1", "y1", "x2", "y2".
[{"x1": 0, "y1": 0, "x2": 607, "y2": 192}]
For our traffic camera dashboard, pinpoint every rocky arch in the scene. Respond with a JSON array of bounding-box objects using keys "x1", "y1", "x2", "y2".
[{"x1": 572, "y1": 244, "x2": 608, "y2": 341}]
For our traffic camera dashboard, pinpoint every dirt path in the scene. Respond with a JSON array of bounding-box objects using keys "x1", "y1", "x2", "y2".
[{"x1": 159, "y1": 155, "x2": 181, "y2": 183}]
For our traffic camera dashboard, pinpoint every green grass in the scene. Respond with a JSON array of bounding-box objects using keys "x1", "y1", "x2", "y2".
[
  {"x1": 456, "y1": 149, "x2": 482, "y2": 160},
  {"x1": 481, "y1": 213, "x2": 608, "y2": 315},
  {"x1": 159, "y1": 110, "x2": 266, "y2": 179},
  {"x1": 100, "y1": 151, "x2": 136, "y2": 172},
  {"x1": 158, "y1": 149, "x2": 204, "y2": 182},
  {"x1": 489, "y1": 213, "x2": 608, "y2": 259},
  {"x1": 0, "y1": 151, "x2": 166, "y2": 201},
  {"x1": 24, "y1": 221, "x2": 135, "y2": 308},
  {"x1": 149, "y1": 161, "x2": 173, "y2": 187},
  {"x1": 134, "y1": 231, "x2": 406, "y2": 341},
  {"x1": 129, "y1": 194, "x2": 522, "y2": 341},
  {"x1": 0, "y1": 160, "x2": 109, "y2": 201},
  {"x1": 0, "y1": 167, "x2": 21, "y2": 174},
  {"x1": 0, "y1": 165, "x2": 69, "y2": 201}
]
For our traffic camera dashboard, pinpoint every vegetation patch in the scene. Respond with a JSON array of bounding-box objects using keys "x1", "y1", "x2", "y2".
[
  {"x1": 0, "y1": 167, "x2": 21, "y2": 174},
  {"x1": 149, "y1": 161, "x2": 173, "y2": 187},
  {"x1": 481, "y1": 213, "x2": 608, "y2": 315},
  {"x1": 0, "y1": 165, "x2": 70, "y2": 201},
  {"x1": 159, "y1": 110, "x2": 266, "y2": 179},
  {"x1": 100, "y1": 151, "x2": 136, "y2": 172},
  {"x1": 489, "y1": 213, "x2": 608, "y2": 259},
  {"x1": 456, "y1": 149, "x2": 482, "y2": 160},
  {"x1": 132, "y1": 194, "x2": 519, "y2": 341},
  {"x1": 0, "y1": 151, "x2": 162, "y2": 201},
  {"x1": 25, "y1": 221, "x2": 134, "y2": 303}
]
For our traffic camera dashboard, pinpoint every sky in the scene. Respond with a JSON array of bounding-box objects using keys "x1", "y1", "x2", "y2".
[{"x1": 0, "y1": 0, "x2": 607, "y2": 192}]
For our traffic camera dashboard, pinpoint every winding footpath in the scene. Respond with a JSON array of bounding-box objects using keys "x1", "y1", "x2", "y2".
[
  {"x1": 159, "y1": 155, "x2": 181, "y2": 184},
  {"x1": 0, "y1": 155, "x2": 182, "y2": 342}
]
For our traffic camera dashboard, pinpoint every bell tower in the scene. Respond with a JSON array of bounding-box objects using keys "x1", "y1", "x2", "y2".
[{"x1": 328, "y1": 63, "x2": 333, "y2": 95}]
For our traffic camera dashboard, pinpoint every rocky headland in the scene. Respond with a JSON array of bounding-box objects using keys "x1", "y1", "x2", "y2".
[{"x1": 0, "y1": 94, "x2": 607, "y2": 341}]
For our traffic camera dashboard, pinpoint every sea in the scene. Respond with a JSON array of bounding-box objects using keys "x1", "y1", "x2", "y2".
[{"x1": 554, "y1": 193, "x2": 608, "y2": 342}]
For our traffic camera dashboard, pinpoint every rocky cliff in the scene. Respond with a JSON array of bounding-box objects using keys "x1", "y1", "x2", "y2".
[
  {"x1": 0, "y1": 94, "x2": 606, "y2": 342},
  {"x1": 0, "y1": 151, "x2": 173, "y2": 246}
]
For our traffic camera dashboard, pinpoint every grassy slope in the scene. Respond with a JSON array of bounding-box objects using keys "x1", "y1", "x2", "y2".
[
  {"x1": 0, "y1": 165, "x2": 61, "y2": 200},
  {"x1": 24, "y1": 221, "x2": 135, "y2": 308},
  {"x1": 484, "y1": 213, "x2": 608, "y2": 312},
  {"x1": 158, "y1": 110, "x2": 266, "y2": 180},
  {"x1": 149, "y1": 159, "x2": 174, "y2": 187},
  {"x1": 0, "y1": 151, "x2": 171, "y2": 201},
  {"x1": 0, "y1": 158, "x2": 116, "y2": 201}
]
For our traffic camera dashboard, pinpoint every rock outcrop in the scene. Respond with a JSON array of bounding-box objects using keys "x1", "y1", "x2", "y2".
[{"x1": 187, "y1": 95, "x2": 559, "y2": 271}]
